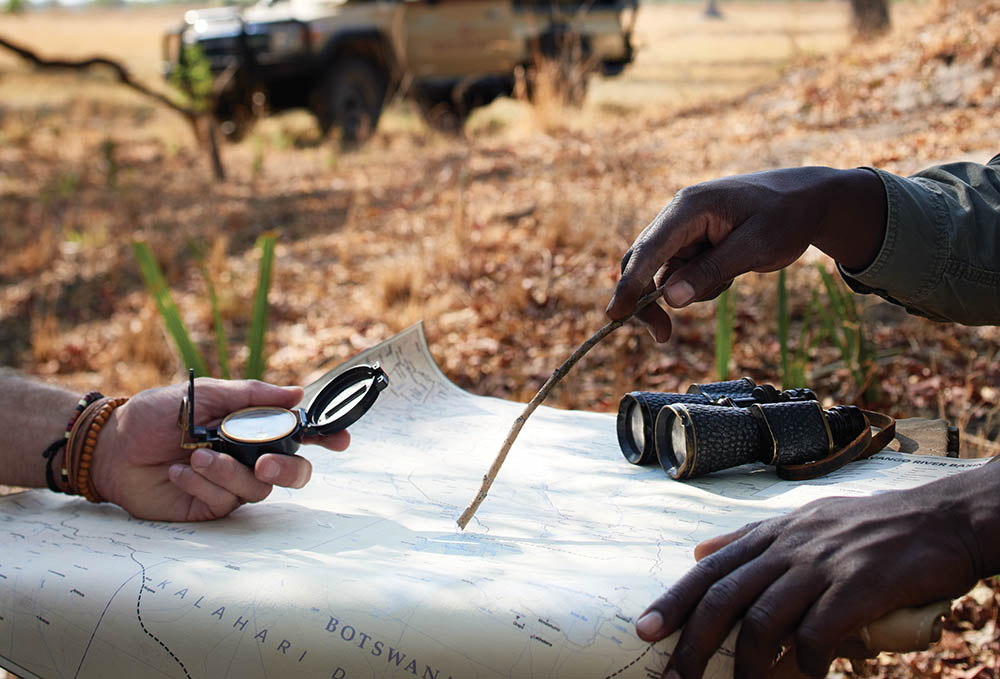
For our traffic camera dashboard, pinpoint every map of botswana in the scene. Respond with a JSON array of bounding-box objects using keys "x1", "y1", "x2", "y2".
[{"x1": 0, "y1": 324, "x2": 987, "y2": 679}]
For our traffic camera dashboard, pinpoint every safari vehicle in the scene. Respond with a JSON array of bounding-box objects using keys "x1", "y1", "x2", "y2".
[{"x1": 162, "y1": 0, "x2": 636, "y2": 145}]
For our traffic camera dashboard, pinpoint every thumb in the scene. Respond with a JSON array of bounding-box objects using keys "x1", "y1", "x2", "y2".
[
  {"x1": 662, "y1": 217, "x2": 771, "y2": 307},
  {"x1": 193, "y1": 378, "x2": 304, "y2": 420},
  {"x1": 694, "y1": 522, "x2": 759, "y2": 560}
]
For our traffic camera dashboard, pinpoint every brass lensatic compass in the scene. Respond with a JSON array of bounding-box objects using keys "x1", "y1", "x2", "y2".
[{"x1": 178, "y1": 365, "x2": 389, "y2": 467}]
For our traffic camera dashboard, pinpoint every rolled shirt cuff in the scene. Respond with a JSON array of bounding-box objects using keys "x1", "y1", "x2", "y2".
[
  {"x1": 839, "y1": 167, "x2": 951, "y2": 321},
  {"x1": 839, "y1": 158, "x2": 1000, "y2": 325}
]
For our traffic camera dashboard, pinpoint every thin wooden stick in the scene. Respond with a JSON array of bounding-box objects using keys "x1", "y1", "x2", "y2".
[{"x1": 457, "y1": 285, "x2": 667, "y2": 529}]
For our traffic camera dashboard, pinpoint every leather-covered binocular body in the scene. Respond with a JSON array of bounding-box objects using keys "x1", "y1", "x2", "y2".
[{"x1": 617, "y1": 378, "x2": 866, "y2": 480}]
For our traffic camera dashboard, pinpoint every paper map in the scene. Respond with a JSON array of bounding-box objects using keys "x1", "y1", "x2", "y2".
[{"x1": 0, "y1": 323, "x2": 989, "y2": 679}]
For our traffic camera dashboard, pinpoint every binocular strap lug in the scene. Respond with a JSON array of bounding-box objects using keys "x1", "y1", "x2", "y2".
[{"x1": 777, "y1": 410, "x2": 896, "y2": 481}]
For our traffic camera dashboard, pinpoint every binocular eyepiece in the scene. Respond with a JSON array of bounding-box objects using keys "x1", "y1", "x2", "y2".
[{"x1": 617, "y1": 378, "x2": 866, "y2": 480}]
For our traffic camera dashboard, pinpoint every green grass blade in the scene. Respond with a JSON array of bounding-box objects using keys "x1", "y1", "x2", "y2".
[
  {"x1": 777, "y1": 269, "x2": 790, "y2": 387},
  {"x1": 196, "y1": 257, "x2": 230, "y2": 380},
  {"x1": 794, "y1": 289, "x2": 826, "y2": 387},
  {"x1": 799, "y1": 289, "x2": 821, "y2": 353},
  {"x1": 715, "y1": 286, "x2": 734, "y2": 381},
  {"x1": 246, "y1": 232, "x2": 277, "y2": 380},
  {"x1": 131, "y1": 241, "x2": 207, "y2": 376},
  {"x1": 816, "y1": 266, "x2": 849, "y2": 355},
  {"x1": 817, "y1": 265, "x2": 851, "y2": 341},
  {"x1": 815, "y1": 264, "x2": 876, "y2": 398}
]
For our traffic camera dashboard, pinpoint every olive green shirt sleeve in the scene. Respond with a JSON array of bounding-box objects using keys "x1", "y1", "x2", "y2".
[{"x1": 839, "y1": 153, "x2": 1000, "y2": 325}]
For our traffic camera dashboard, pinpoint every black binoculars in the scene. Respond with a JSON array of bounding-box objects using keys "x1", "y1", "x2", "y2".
[{"x1": 617, "y1": 378, "x2": 868, "y2": 480}]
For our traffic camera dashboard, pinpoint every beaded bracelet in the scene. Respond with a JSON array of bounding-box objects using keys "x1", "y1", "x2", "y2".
[
  {"x1": 65, "y1": 398, "x2": 109, "y2": 497},
  {"x1": 42, "y1": 391, "x2": 103, "y2": 493},
  {"x1": 71, "y1": 397, "x2": 128, "y2": 504}
]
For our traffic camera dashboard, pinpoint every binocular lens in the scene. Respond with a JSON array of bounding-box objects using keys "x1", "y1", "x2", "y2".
[
  {"x1": 628, "y1": 401, "x2": 645, "y2": 456},
  {"x1": 659, "y1": 407, "x2": 689, "y2": 475},
  {"x1": 617, "y1": 394, "x2": 656, "y2": 465},
  {"x1": 655, "y1": 404, "x2": 763, "y2": 479},
  {"x1": 617, "y1": 391, "x2": 717, "y2": 466}
]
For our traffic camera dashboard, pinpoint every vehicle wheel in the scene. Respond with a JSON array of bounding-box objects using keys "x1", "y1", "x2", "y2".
[{"x1": 313, "y1": 58, "x2": 386, "y2": 149}]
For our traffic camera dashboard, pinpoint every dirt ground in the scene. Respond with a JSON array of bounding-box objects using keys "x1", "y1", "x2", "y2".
[{"x1": 2, "y1": 0, "x2": 1000, "y2": 676}]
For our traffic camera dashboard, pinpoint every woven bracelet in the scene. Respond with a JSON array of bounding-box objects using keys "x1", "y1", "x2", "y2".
[{"x1": 41, "y1": 391, "x2": 103, "y2": 493}]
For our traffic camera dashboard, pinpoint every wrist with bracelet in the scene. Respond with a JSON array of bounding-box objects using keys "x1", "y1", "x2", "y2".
[
  {"x1": 42, "y1": 392, "x2": 128, "y2": 502},
  {"x1": 41, "y1": 391, "x2": 102, "y2": 493}
]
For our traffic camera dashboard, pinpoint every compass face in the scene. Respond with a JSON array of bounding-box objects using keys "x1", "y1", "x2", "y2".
[{"x1": 220, "y1": 407, "x2": 298, "y2": 443}]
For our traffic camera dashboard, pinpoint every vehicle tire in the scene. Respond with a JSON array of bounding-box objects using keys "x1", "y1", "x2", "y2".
[{"x1": 313, "y1": 57, "x2": 386, "y2": 149}]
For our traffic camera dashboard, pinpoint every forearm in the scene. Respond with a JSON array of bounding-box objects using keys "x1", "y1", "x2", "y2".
[
  {"x1": 956, "y1": 458, "x2": 1000, "y2": 580},
  {"x1": 0, "y1": 371, "x2": 81, "y2": 488},
  {"x1": 837, "y1": 155, "x2": 1000, "y2": 324}
]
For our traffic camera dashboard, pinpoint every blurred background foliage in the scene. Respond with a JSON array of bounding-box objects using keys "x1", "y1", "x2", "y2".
[
  {"x1": 1, "y1": 0, "x2": 997, "y2": 441},
  {"x1": 2, "y1": 1, "x2": 1000, "y2": 674}
]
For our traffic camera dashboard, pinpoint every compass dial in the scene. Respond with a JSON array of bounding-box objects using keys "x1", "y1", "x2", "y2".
[{"x1": 220, "y1": 407, "x2": 298, "y2": 443}]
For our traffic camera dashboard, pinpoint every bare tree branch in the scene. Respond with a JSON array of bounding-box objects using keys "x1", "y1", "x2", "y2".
[
  {"x1": 457, "y1": 285, "x2": 668, "y2": 529},
  {"x1": 0, "y1": 35, "x2": 193, "y2": 119},
  {"x1": 0, "y1": 34, "x2": 226, "y2": 181}
]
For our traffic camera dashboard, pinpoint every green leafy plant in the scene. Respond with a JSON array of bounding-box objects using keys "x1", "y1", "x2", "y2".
[
  {"x1": 777, "y1": 268, "x2": 790, "y2": 382},
  {"x1": 715, "y1": 285, "x2": 735, "y2": 381},
  {"x1": 132, "y1": 232, "x2": 278, "y2": 379},
  {"x1": 774, "y1": 265, "x2": 877, "y2": 399},
  {"x1": 132, "y1": 241, "x2": 209, "y2": 377},
  {"x1": 246, "y1": 233, "x2": 276, "y2": 381},
  {"x1": 816, "y1": 264, "x2": 877, "y2": 401},
  {"x1": 190, "y1": 241, "x2": 231, "y2": 380},
  {"x1": 716, "y1": 266, "x2": 876, "y2": 397},
  {"x1": 777, "y1": 268, "x2": 824, "y2": 389},
  {"x1": 168, "y1": 45, "x2": 214, "y2": 112}
]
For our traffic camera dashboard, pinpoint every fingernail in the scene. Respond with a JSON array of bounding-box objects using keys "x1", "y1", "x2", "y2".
[
  {"x1": 664, "y1": 670, "x2": 682, "y2": 679},
  {"x1": 636, "y1": 610, "x2": 664, "y2": 638},
  {"x1": 168, "y1": 464, "x2": 185, "y2": 481},
  {"x1": 191, "y1": 449, "x2": 214, "y2": 469},
  {"x1": 666, "y1": 280, "x2": 694, "y2": 307},
  {"x1": 258, "y1": 459, "x2": 279, "y2": 481}
]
